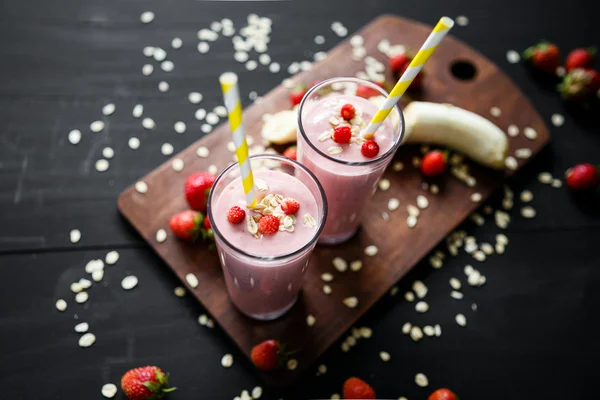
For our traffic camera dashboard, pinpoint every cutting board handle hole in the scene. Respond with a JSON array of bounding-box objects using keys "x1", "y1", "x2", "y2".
[{"x1": 450, "y1": 60, "x2": 477, "y2": 81}]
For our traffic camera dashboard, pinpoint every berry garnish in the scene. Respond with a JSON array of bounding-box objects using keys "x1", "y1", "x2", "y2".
[
  {"x1": 280, "y1": 198, "x2": 300, "y2": 215},
  {"x1": 332, "y1": 126, "x2": 352, "y2": 144},
  {"x1": 227, "y1": 206, "x2": 246, "y2": 224},
  {"x1": 340, "y1": 103, "x2": 356, "y2": 120},
  {"x1": 258, "y1": 215, "x2": 280, "y2": 235},
  {"x1": 251, "y1": 340, "x2": 284, "y2": 371},
  {"x1": 361, "y1": 140, "x2": 380, "y2": 158},
  {"x1": 421, "y1": 150, "x2": 447, "y2": 177}
]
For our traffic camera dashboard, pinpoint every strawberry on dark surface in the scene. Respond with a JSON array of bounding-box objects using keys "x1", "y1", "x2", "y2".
[
  {"x1": 342, "y1": 377, "x2": 376, "y2": 399},
  {"x1": 421, "y1": 150, "x2": 447, "y2": 177},
  {"x1": 169, "y1": 210, "x2": 203, "y2": 241},
  {"x1": 565, "y1": 163, "x2": 600, "y2": 190},
  {"x1": 361, "y1": 140, "x2": 380, "y2": 158},
  {"x1": 332, "y1": 125, "x2": 352, "y2": 144},
  {"x1": 558, "y1": 68, "x2": 600, "y2": 100},
  {"x1": 565, "y1": 47, "x2": 595, "y2": 72},
  {"x1": 250, "y1": 340, "x2": 283, "y2": 371},
  {"x1": 227, "y1": 206, "x2": 246, "y2": 224},
  {"x1": 428, "y1": 388, "x2": 458, "y2": 400},
  {"x1": 258, "y1": 215, "x2": 280, "y2": 235},
  {"x1": 184, "y1": 172, "x2": 216, "y2": 212},
  {"x1": 523, "y1": 42, "x2": 561, "y2": 73},
  {"x1": 389, "y1": 52, "x2": 410, "y2": 73},
  {"x1": 282, "y1": 145, "x2": 297, "y2": 160},
  {"x1": 121, "y1": 366, "x2": 175, "y2": 400},
  {"x1": 289, "y1": 85, "x2": 307, "y2": 106}
]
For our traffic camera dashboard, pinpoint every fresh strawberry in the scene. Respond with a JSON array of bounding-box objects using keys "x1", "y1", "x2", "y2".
[
  {"x1": 399, "y1": 62, "x2": 424, "y2": 89},
  {"x1": 342, "y1": 377, "x2": 376, "y2": 399},
  {"x1": 332, "y1": 126, "x2": 352, "y2": 144},
  {"x1": 565, "y1": 163, "x2": 600, "y2": 190},
  {"x1": 250, "y1": 340, "x2": 283, "y2": 371},
  {"x1": 289, "y1": 85, "x2": 307, "y2": 106},
  {"x1": 227, "y1": 206, "x2": 246, "y2": 224},
  {"x1": 340, "y1": 103, "x2": 356, "y2": 120},
  {"x1": 356, "y1": 84, "x2": 382, "y2": 99},
  {"x1": 421, "y1": 150, "x2": 447, "y2": 177},
  {"x1": 204, "y1": 215, "x2": 212, "y2": 231},
  {"x1": 389, "y1": 52, "x2": 410, "y2": 73},
  {"x1": 258, "y1": 215, "x2": 280, "y2": 235},
  {"x1": 184, "y1": 172, "x2": 216, "y2": 212},
  {"x1": 282, "y1": 146, "x2": 297, "y2": 160},
  {"x1": 361, "y1": 140, "x2": 380, "y2": 158},
  {"x1": 558, "y1": 68, "x2": 600, "y2": 100},
  {"x1": 280, "y1": 198, "x2": 300, "y2": 214},
  {"x1": 523, "y1": 42, "x2": 561, "y2": 73},
  {"x1": 169, "y1": 210, "x2": 203, "y2": 241},
  {"x1": 428, "y1": 388, "x2": 458, "y2": 400},
  {"x1": 121, "y1": 366, "x2": 176, "y2": 400},
  {"x1": 565, "y1": 48, "x2": 595, "y2": 72}
]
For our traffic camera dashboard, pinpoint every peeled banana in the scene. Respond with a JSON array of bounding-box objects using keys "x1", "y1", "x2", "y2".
[{"x1": 260, "y1": 109, "x2": 297, "y2": 145}]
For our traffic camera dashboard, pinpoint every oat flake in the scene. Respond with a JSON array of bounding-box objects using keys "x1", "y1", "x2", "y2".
[
  {"x1": 135, "y1": 181, "x2": 148, "y2": 194},
  {"x1": 221, "y1": 354, "x2": 233, "y2": 368},
  {"x1": 75, "y1": 323, "x2": 89, "y2": 334},
  {"x1": 101, "y1": 383, "x2": 117, "y2": 398},
  {"x1": 79, "y1": 333, "x2": 96, "y2": 348},
  {"x1": 332, "y1": 257, "x2": 348, "y2": 272},
  {"x1": 402, "y1": 322, "x2": 412, "y2": 334},
  {"x1": 56, "y1": 299, "x2": 67, "y2": 312},
  {"x1": 185, "y1": 273, "x2": 199, "y2": 288},
  {"x1": 415, "y1": 373, "x2": 429, "y2": 387},
  {"x1": 121, "y1": 276, "x2": 138, "y2": 290},
  {"x1": 506, "y1": 50, "x2": 521, "y2": 64},
  {"x1": 364, "y1": 245, "x2": 378, "y2": 256},
  {"x1": 287, "y1": 359, "x2": 298, "y2": 370},
  {"x1": 306, "y1": 314, "x2": 316, "y2": 327},
  {"x1": 379, "y1": 351, "x2": 391, "y2": 362},
  {"x1": 343, "y1": 296, "x2": 358, "y2": 308},
  {"x1": 378, "y1": 179, "x2": 391, "y2": 191}
]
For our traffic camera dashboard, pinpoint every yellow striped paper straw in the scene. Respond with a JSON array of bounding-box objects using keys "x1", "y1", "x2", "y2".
[
  {"x1": 363, "y1": 16, "x2": 454, "y2": 139},
  {"x1": 219, "y1": 72, "x2": 257, "y2": 208}
]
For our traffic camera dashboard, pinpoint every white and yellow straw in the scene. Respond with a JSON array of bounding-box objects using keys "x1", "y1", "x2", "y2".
[
  {"x1": 219, "y1": 72, "x2": 257, "y2": 208},
  {"x1": 363, "y1": 16, "x2": 455, "y2": 139}
]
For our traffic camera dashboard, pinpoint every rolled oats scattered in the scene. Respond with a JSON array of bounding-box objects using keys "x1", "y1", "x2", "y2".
[
  {"x1": 490, "y1": 106, "x2": 502, "y2": 117},
  {"x1": 349, "y1": 259, "x2": 363, "y2": 271},
  {"x1": 402, "y1": 322, "x2": 412, "y2": 334},
  {"x1": 423, "y1": 325, "x2": 435, "y2": 336},
  {"x1": 92, "y1": 269, "x2": 104, "y2": 282},
  {"x1": 456, "y1": 314, "x2": 467, "y2": 327},
  {"x1": 507, "y1": 124, "x2": 519, "y2": 137},
  {"x1": 321, "y1": 273, "x2": 334, "y2": 282},
  {"x1": 407, "y1": 215, "x2": 418, "y2": 228},
  {"x1": 75, "y1": 291, "x2": 89, "y2": 304},
  {"x1": 505, "y1": 156, "x2": 518, "y2": 171},
  {"x1": 551, "y1": 179, "x2": 563, "y2": 188},
  {"x1": 359, "y1": 327, "x2": 372, "y2": 338},
  {"x1": 388, "y1": 198, "x2": 400, "y2": 211},
  {"x1": 287, "y1": 359, "x2": 298, "y2": 370},
  {"x1": 521, "y1": 206, "x2": 536, "y2": 218},
  {"x1": 101, "y1": 383, "x2": 117, "y2": 398},
  {"x1": 415, "y1": 373, "x2": 429, "y2": 387},
  {"x1": 450, "y1": 278, "x2": 461, "y2": 290},
  {"x1": 390, "y1": 286, "x2": 399, "y2": 296},
  {"x1": 156, "y1": 229, "x2": 167, "y2": 243},
  {"x1": 410, "y1": 326, "x2": 423, "y2": 342},
  {"x1": 429, "y1": 256, "x2": 443, "y2": 269},
  {"x1": 55, "y1": 299, "x2": 67, "y2": 311},
  {"x1": 323, "y1": 284, "x2": 332, "y2": 295},
  {"x1": 524, "y1": 127, "x2": 538, "y2": 140},
  {"x1": 221, "y1": 354, "x2": 233, "y2": 368},
  {"x1": 538, "y1": 172, "x2": 553, "y2": 184},
  {"x1": 364, "y1": 245, "x2": 378, "y2": 257},
  {"x1": 252, "y1": 387, "x2": 263, "y2": 399},
  {"x1": 481, "y1": 243, "x2": 494, "y2": 255},
  {"x1": 318, "y1": 364, "x2": 328, "y2": 375},
  {"x1": 506, "y1": 50, "x2": 521, "y2": 63},
  {"x1": 451, "y1": 291, "x2": 464, "y2": 299},
  {"x1": 551, "y1": 113, "x2": 565, "y2": 127},
  {"x1": 404, "y1": 291, "x2": 415, "y2": 302},
  {"x1": 343, "y1": 296, "x2": 358, "y2": 308},
  {"x1": 379, "y1": 351, "x2": 391, "y2": 362},
  {"x1": 473, "y1": 250, "x2": 486, "y2": 262},
  {"x1": 306, "y1": 314, "x2": 316, "y2": 327},
  {"x1": 378, "y1": 179, "x2": 391, "y2": 191},
  {"x1": 79, "y1": 332, "x2": 96, "y2": 348},
  {"x1": 412, "y1": 281, "x2": 428, "y2": 298},
  {"x1": 515, "y1": 148, "x2": 532, "y2": 159},
  {"x1": 327, "y1": 146, "x2": 343, "y2": 155},
  {"x1": 415, "y1": 301, "x2": 429, "y2": 313},
  {"x1": 407, "y1": 205, "x2": 420, "y2": 217},
  {"x1": 434, "y1": 324, "x2": 442, "y2": 337},
  {"x1": 332, "y1": 257, "x2": 348, "y2": 272},
  {"x1": 185, "y1": 273, "x2": 199, "y2": 288},
  {"x1": 90, "y1": 120, "x2": 105, "y2": 133},
  {"x1": 416, "y1": 195, "x2": 429, "y2": 209}
]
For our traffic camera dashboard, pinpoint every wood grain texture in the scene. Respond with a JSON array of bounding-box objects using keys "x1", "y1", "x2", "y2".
[{"x1": 117, "y1": 15, "x2": 549, "y2": 386}]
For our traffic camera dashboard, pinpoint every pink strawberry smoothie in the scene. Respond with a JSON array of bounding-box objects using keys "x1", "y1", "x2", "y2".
[
  {"x1": 298, "y1": 92, "x2": 401, "y2": 244},
  {"x1": 210, "y1": 168, "x2": 322, "y2": 320}
]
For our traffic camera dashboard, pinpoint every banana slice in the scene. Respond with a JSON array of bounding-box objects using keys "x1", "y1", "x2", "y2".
[
  {"x1": 402, "y1": 102, "x2": 508, "y2": 169},
  {"x1": 261, "y1": 109, "x2": 297, "y2": 145}
]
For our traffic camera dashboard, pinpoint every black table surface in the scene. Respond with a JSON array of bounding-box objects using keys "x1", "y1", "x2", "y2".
[{"x1": 1, "y1": 0, "x2": 599, "y2": 399}]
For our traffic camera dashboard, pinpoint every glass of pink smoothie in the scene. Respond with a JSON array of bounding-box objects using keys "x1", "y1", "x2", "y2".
[
  {"x1": 207, "y1": 155, "x2": 327, "y2": 320},
  {"x1": 297, "y1": 77, "x2": 404, "y2": 245}
]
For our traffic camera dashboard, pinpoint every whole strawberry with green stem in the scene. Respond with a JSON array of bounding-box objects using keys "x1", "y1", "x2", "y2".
[
  {"x1": 289, "y1": 85, "x2": 307, "y2": 106},
  {"x1": 565, "y1": 163, "x2": 600, "y2": 190},
  {"x1": 250, "y1": 339, "x2": 288, "y2": 371},
  {"x1": 121, "y1": 366, "x2": 176, "y2": 400},
  {"x1": 565, "y1": 47, "x2": 595, "y2": 72},
  {"x1": 523, "y1": 41, "x2": 561, "y2": 73},
  {"x1": 184, "y1": 171, "x2": 216, "y2": 212},
  {"x1": 169, "y1": 210, "x2": 203, "y2": 241},
  {"x1": 558, "y1": 68, "x2": 600, "y2": 101}
]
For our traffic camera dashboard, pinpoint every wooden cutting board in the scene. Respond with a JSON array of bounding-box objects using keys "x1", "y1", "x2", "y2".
[{"x1": 118, "y1": 14, "x2": 549, "y2": 386}]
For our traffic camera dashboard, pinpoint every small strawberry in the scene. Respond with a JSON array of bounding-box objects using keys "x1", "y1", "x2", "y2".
[
  {"x1": 565, "y1": 163, "x2": 600, "y2": 190},
  {"x1": 399, "y1": 62, "x2": 424, "y2": 89},
  {"x1": 289, "y1": 85, "x2": 307, "y2": 106},
  {"x1": 342, "y1": 377, "x2": 376, "y2": 399},
  {"x1": 282, "y1": 146, "x2": 297, "y2": 160},
  {"x1": 250, "y1": 340, "x2": 283, "y2": 371},
  {"x1": 523, "y1": 42, "x2": 561, "y2": 73},
  {"x1": 169, "y1": 210, "x2": 203, "y2": 241},
  {"x1": 428, "y1": 388, "x2": 458, "y2": 400},
  {"x1": 258, "y1": 215, "x2": 280, "y2": 235},
  {"x1": 356, "y1": 84, "x2": 382, "y2": 99},
  {"x1": 421, "y1": 150, "x2": 447, "y2": 177},
  {"x1": 184, "y1": 172, "x2": 216, "y2": 212},
  {"x1": 565, "y1": 47, "x2": 595, "y2": 72},
  {"x1": 558, "y1": 68, "x2": 600, "y2": 100},
  {"x1": 389, "y1": 52, "x2": 410, "y2": 73},
  {"x1": 121, "y1": 366, "x2": 176, "y2": 400},
  {"x1": 361, "y1": 140, "x2": 380, "y2": 158},
  {"x1": 204, "y1": 215, "x2": 212, "y2": 231},
  {"x1": 227, "y1": 206, "x2": 246, "y2": 224},
  {"x1": 332, "y1": 126, "x2": 352, "y2": 144},
  {"x1": 340, "y1": 103, "x2": 356, "y2": 120},
  {"x1": 280, "y1": 198, "x2": 300, "y2": 214}
]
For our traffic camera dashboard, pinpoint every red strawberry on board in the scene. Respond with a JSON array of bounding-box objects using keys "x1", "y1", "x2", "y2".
[
  {"x1": 340, "y1": 103, "x2": 356, "y2": 120},
  {"x1": 169, "y1": 210, "x2": 203, "y2": 241},
  {"x1": 250, "y1": 340, "x2": 284, "y2": 371},
  {"x1": 389, "y1": 52, "x2": 410, "y2": 73},
  {"x1": 565, "y1": 163, "x2": 600, "y2": 190},
  {"x1": 428, "y1": 388, "x2": 458, "y2": 400},
  {"x1": 356, "y1": 82, "x2": 386, "y2": 98},
  {"x1": 557, "y1": 68, "x2": 600, "y2": 100},
  {"x1": 565, "y1": 47, "x2": 595, "y2": 72},
  {"x1": 184, "y1": 172, "x2": 216, "y2": 212},
  {"x1": 523, "y1": 42, "x2": 561, "y2": 73},
  {"x1": 121, "y1": 366, "x2": 176, "y2": 400},
  {"x1": 342, "y1": 377, "x2": 376, "y2": 399},
  {"x1": 289, "y1": 85, "x2": 307, "y2": 106},
  {"x1": 421, "y1": 150, "x2": 448, "y2": 177},
  {"x1": 282, "y1": 146, "x2": 297, "y2": 160}
]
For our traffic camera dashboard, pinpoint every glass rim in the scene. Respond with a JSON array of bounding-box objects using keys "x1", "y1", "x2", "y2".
[
  {"x1": 207, "y1": 154, "x2": 328, "y2": 261},
  {"x1": 297, "y1": 76, "x2": 406, "y2": 167}
]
